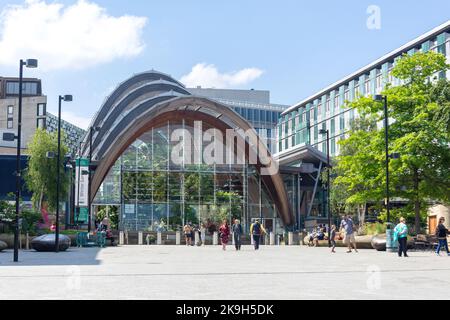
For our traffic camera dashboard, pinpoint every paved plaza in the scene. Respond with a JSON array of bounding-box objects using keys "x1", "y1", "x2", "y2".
[{"x1": 1, "y1": 245, "x2": 450, "y2": 300}]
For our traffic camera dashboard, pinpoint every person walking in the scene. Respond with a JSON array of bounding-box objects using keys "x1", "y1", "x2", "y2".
[
  {"x1": 219, "y1": 220, "x2": 230, "y2": 251},
  {"x1": 250, "y1": 220, "x2": 266, "y2": 250},
  {"x1": 183, "y1": 223, "x2": 192, "y2": 246},
  {"x1": 232, "y1": 219, "x2": 243, "y2": 251},
  {"x1": 435, "y1": 217, "x2": 450, "y2": 256},
  {"x1": 330, "y1": 225, "x2": 337, "y2": 253},
  {"x1": 340, "y1": 215, "x2": 358, "y2": 253},
  {"x1": 394, "y1": 217, "x2": 409, "y2": 257}
]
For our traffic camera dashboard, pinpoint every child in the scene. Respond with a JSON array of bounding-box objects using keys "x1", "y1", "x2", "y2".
[{"x1": 330, "y1": 225, "x2": 337, "y2": 253}]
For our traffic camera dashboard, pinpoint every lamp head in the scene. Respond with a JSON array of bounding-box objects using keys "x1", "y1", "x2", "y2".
[
  {"x1": 319, "y1": 129, "x2": 328, "y2": 135},
  {"x1": 25, "y1": 59, "x2": 38, "y2": 68},
  {"x1": 63, "y1": 95, "x2": 73, "y2": 102},
  {"x1": 373, "y1": 95, "x2": 384, "y2": 102}
]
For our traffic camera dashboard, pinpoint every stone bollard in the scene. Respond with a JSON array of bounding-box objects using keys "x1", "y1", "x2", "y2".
[
  {"x1": 264, "y1": 233, "x2": 269, "y2": 245},
  {"x1": 176, "y1": 231, "x2": 181, "y2": 245},
  {"x1": 194, "y1": 231, "x2": 200, "y2": 246},
  {"x1": 119, "y1": 231, "x2": 124, "y2": 245},
  {"x1": 138, "y1": 232, "x2": 143, "y2": 245},
  {"x1": 213, "y1": 232, "x2": 218, "y2": 245},
  {"x1": 270, "y1": 232, "x2": 275, "y2": 245},
  {"x1": 288, "y1": 232, "x2": 294, "y2": 246},
  {"x1": 232, "y1": 232, "x2": 235, "y2": 245},
  {"x1": 146, "y1": 234, "x2": 150, "y2": 245},
  {"x1": 157, "y1": 232, "x2": 162, "y2": 245},
  {"x1": 299, "y1": 232, "x2": 305, "y2": 246}
]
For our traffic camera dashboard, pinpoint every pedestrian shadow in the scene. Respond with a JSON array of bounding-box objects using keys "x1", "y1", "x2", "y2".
[{"x1": 0, "y1": 247, "x2": 103, "y2": 266}]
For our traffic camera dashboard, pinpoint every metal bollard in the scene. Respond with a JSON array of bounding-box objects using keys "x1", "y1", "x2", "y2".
[
  {"x1": 270, "y1": 232, "x2": 275, "y2": 245},
  {"x1": 157, "y1": 232, "x2": 162, "y2": 245},
  {"x1": 138, "y1": 232, "x2": 143, "y2": 245},
  {"x1": 288, "y1": 232, "x2": 294, "y2": 246},
  {"x1": 176, "y1": 231, "x2": 181, "y2": 245},
  {"x1": 119, "y1": 231, "x2": 124, "y2": 245},
  {"x1": 213, "y1": 232, "x2": 218, "y2": 245}
]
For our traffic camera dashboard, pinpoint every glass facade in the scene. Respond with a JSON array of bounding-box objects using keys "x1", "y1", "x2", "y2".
[
  {"x1": 277, "y1": 28, "x2": 450, "y2": 156},
  {"x1": 94, "y1": 120, "x2": 281, "y2": 233}
]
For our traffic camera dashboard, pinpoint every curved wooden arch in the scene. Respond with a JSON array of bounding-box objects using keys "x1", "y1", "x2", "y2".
[{"x1": 89, "y1": 96, "x2": 294, "y2": 226}]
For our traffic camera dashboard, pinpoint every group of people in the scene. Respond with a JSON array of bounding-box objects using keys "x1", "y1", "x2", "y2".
[
  {"x1": 218, "y1": 219, "x2": 267, "y2": 251},
  {"x1": 182, "y1": 219, "x2": 268, "y2": 251},
  {"x1": 183, "y1": 222, "x2": 206, "y2": 246}
]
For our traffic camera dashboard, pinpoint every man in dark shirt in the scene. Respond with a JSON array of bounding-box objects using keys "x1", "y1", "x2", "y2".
[{"x1": 435, "y1": 217, "x2": 450, "y2": 256}]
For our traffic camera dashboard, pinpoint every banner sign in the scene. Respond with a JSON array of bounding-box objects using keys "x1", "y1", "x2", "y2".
[{"x1": 75, "y1": 158, "x2": 89, "y2": 208}]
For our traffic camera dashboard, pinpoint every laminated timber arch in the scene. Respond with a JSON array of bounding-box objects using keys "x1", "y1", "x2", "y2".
[{"x1": 82, "y1": 71, "x2": 294, "y2": 226}]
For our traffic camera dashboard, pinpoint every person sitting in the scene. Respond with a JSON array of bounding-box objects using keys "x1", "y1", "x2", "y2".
[{"x1": 97, "y1": 218, "x2": 115, "y2": 246}]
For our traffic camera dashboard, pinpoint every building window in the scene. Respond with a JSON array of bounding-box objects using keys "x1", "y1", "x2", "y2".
[
  {"x1": 37, "y1": 103, "x2": 46, "y2": 116},
  {"x1": 344, "y1": 90, "x2": 349, "y2": 102},
  {"x1": 5, "y1": 81, "x2": 38, "y2": 95},
  {"x1": 37, "y1": 118, "x2": 46, "y2": 129},
  {"x1": 317, "y1": 103, "x2": 322, "y2": 115},
  {"x1": 334, "y1": 96, "x2": 340, "y2": 110},
  {"x1": 7, "y1": 105, "x2": 14, "y2": 116},
  {"x1": 7, "y1": 119, "x2": 13, "y2": 129},
  {"x1": 354, "y1": 85, "x2": 360, "y2": 97},
  {"x1": 376, "y1": 74, "x2": 382, "y2": 90},
  {"x1": 365, "y1": 80, "x2": 370, "y2": 95},
  {"x1": 326, "y1": 99, "x2": 331, "y2": 112}
]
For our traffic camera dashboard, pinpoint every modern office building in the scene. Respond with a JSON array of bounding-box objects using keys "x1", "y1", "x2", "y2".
[
  {"x1": 186, "y1": 87, "x2": 287, "y2": 153},
  {"x1": 276, "y1": 20, "x2": 450, "y2": 158},
  {"x1": 0, "y1": 76, "x2": 85, "y2": 200},
  {"x1": 273, "y1": 20, "x2": 450, "y2": 230}
]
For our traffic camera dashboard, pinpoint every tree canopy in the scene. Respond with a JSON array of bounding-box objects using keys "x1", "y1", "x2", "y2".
[
  {"x1": 334, "y1": 51, "x2": 450, "y2": 233},
  {"x1": 25, "y1": 128, "x2": 70, "y2": 213}
]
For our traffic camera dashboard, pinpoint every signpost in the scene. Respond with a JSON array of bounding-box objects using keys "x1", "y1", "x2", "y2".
[{"x1": 75, "y1": 158, "x2": 89, "y2": 224}]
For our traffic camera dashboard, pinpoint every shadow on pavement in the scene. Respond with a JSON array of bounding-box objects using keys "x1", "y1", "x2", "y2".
[{"x1": 0, "y1": 247, "x2": 103, "y2": 266}]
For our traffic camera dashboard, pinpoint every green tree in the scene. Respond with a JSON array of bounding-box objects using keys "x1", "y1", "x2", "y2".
[
  {"x1": 335, "y1": 51, "x2": 450, "y2": 233},
  {"x1": 24, "y1": 129, "x2": 70, "y2": 213}
]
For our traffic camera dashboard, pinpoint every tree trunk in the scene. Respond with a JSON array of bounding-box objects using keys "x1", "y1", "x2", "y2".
[{"x1": 413, "y1": 169, "x2": 421, "y2": 234}]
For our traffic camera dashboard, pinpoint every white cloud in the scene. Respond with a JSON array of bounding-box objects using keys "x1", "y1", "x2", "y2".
[
  {"x1": 0, "y1": 0, "x2": 147, "y2": 71},
  {"x1": 61, "y1": 111, "x2": 91, "y2": 130},
  {"x1": 180, "y1": 63, "x2": 264, "y2": 89}
]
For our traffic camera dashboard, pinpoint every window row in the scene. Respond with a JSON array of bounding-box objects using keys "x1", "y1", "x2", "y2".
[
  {"x1": 233, "y1": 107, "x2": 281, "y2": 124},
  {"x1": 5, "y1": 81, "x2": 39, "y2": 95}
]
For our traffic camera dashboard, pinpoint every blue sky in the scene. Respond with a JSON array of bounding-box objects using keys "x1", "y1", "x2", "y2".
[{"x1": 0, "y1": 0, "x2": 449, "y2": 129}]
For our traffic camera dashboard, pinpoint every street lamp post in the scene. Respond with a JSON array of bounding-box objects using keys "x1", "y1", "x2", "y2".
[
  {"x1": 88, "y1": 126, "x2": 100, "y2": 233},
  {"x1": 374, "y1": 95, "x2": 400, "y2": 252},
  {"x1": 55, "y1": 95, "x2": 73, "y2": 252},
  {"x1": 13, "y1": 59, "x2": 38, "y2": 262},
  {"x1": 319, "y1": 129, "x2": 331, "y2": 247}
]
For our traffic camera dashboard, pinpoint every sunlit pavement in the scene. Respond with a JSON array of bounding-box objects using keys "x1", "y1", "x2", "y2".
[{"x1": 1, "y1": 245, "x2": 449, "y2": 300}]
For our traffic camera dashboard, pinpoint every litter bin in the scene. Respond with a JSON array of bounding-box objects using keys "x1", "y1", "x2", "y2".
[{"x1": 386, "y1": 223, "x2": 398, "y2": 252}]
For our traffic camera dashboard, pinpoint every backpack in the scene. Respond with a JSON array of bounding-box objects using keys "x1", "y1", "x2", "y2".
[{"x1": 252, "y1": 222, "x2": 261, "y2": 235}]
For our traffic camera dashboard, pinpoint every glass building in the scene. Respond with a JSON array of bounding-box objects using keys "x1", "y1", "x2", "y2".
[
  {"x1": 81, "y1": 71, "x2": 293, "y2": 233},
  {"x1": 277, "y1": 20, "x2": 450, "y2": 157}
]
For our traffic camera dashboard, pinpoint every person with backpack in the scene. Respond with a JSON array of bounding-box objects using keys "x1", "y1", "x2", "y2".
[
  {"x1": 250, "y1": 220, "x2": 266, "y2": 250},
  {"x1": 435, "y1": 217, "x2": 450, "y2": 256},
  {"x1": 232, "y1": 219, "x2": 243, "y2": 251},
  {"x1": 394, "y1": 217, "x2": 409, "y2": 257}
]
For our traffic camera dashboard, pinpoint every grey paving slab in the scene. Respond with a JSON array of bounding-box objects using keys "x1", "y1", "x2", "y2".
[{"x1": 0, "y1": 245, "x2": 449, "y2": 300}]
